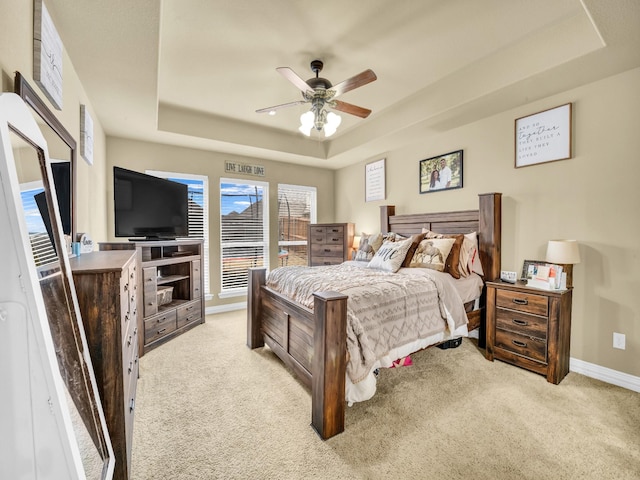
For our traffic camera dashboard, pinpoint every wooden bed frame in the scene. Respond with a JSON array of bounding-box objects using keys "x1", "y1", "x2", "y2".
[{"x1": 247, "y1": 192, "x2": 501, "y2": 439}]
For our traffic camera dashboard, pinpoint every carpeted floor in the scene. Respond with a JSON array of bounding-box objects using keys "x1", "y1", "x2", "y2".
[{"x1": 131, "y1": 309, "x2": 640, "y2": 480}]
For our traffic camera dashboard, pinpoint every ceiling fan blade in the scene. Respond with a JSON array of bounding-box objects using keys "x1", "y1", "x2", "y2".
[
  {"x1": 331, "y1": 69, "x2": 377, "y2": 97},
  {"x1": 256, "y1": 100, "x2": 307, "y2": 114},
  {"x1": 276, "y1": 67, "x2": 313, "y2": 93},
  {"x1": 333, "y1": 100, "x2": 372, "y2": 118}
]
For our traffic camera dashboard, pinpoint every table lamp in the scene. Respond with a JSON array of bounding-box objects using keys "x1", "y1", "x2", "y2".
[{"x1": 546, "y1": 240, "x2": 580, "y2": 288}]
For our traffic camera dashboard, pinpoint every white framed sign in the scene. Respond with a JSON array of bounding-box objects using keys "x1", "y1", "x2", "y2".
[
  {"x1": 365, "y1": 158, "x2": 385, "y2": 202},
  {"x1": 80, "y1": 105, "x2": 94, "y2": 165},
  {"x1": 33, "y1": 0, "x2": 63, "y2": 110},
  {"x1": 515, "y1": 103, "x2": 572, "y2": 168}
]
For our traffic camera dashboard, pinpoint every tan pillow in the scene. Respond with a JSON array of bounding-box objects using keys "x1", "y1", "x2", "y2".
[
  {"x1": 421, "y1": 230, "x2": 464, "y2": 278},
  {"x1": 409, "y1": 237, "x2": 456, "y2": 272},
  {"x1": 367, "y1": 238, "x2": 413, "y2": 273},
  {"x1": 368, "y1": 233, "x2": 383, "y2": 253}
]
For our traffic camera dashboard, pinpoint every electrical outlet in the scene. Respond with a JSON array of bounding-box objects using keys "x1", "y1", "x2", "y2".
[{"x1": 613, "y1": 332, "x2": 626, "y2": 350}]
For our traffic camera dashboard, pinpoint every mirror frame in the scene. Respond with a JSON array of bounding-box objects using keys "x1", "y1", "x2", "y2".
[
  {"x1": 14, "y1": 71, "x2": 76, "y2": 238},
  {"x1": 0, "y1": 92, "x2": 113, "y2": 478}
]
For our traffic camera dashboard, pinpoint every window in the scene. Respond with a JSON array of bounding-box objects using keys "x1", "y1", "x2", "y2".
[
  {"x1": 20, "y1": 181, "x2": 57, "y2": 267},
  {"x1": 220, "y1": 179, "x2": 269, "y2": 296},
  {"x1": 147, "y1": 170, "x2": 210, "y2": 295},
  {"x1": 277, "y1": 184, "x2": 316, "y2": 267}
]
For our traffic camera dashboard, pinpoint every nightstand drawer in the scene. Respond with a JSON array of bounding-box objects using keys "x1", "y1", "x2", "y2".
[
  {"x1": 495, "y1": 329, "x2": 547, "y2": 363},
  {"x1": 496, "y1": 308, "x2": 547, "y2": 340},
  {"x1": 496, "y1": 289, "x2": 548, "y2": 317}
]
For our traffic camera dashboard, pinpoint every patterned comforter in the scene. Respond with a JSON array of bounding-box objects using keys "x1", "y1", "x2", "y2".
[{"x1": 266, "y1": 262, "x2": 468, "y2": 384}]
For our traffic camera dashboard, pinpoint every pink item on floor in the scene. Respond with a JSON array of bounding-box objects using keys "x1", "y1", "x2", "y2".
[{"x1": 390, "y1": 355, "x2": 413, "y2": 368}]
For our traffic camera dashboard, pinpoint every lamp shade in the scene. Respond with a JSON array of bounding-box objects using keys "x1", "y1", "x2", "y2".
[
  {"x1": 352, "y1": 235, "x2": 361, "y2": 250},
  {"x1": 546, "y1": 240, "x2": 580, "y2": 264}
]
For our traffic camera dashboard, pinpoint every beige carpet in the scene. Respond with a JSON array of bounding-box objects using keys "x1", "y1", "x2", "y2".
[{"x1": 131, "y1": 310, "x2": 640, "y2": 480}]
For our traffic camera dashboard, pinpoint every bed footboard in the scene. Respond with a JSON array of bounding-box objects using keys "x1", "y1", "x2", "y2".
[{"x1": 247, "y1": 267, "x2": 348, "y2": 439}]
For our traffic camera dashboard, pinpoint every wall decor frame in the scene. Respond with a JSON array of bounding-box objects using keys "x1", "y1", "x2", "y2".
[
  {"x1": 80, "y1": 105, "x2": 94, "y2": 165},
  {"x1": 521, "y1": 259, "x2": 547, "y2": 281},
  {"x1": 419, "y1": 149, "x2": 463, "y2": 194},
  {"x1": 33, "y1": 0, "x2": 64, "y2": 110},
  {"x1": 515, "y1": 103, "x2": 572, "y2": 168},
  {"x1": 365, "y1": 158, "x2": 385, "y2": 202}
]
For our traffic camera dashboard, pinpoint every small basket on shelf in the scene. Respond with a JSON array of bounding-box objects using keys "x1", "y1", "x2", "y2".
[{"x1": 156, "y1": 285, "x2": 174, "y2": 306}]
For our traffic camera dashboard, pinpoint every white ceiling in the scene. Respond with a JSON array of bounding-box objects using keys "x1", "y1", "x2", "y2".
[{"x1": 47, "y1": 0, "x2": 640, "y2": 169}]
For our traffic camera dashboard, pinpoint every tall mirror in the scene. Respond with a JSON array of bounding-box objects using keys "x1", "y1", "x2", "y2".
[
  {"x1": 0, "y1": 93, "x2": 112, "y2": 478},
  {"x1": 15, "y1": 71, "x2": 76, "y2": 240}
]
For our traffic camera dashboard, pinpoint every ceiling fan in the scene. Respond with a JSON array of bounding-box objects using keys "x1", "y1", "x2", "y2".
[{"x1": 256, "y1": 60, "x2": 377, "y2": 136}]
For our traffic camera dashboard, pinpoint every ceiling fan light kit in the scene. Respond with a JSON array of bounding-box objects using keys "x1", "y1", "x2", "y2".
[{"x1": 257, "y1": 59, "x2": 376, "y2": 137}]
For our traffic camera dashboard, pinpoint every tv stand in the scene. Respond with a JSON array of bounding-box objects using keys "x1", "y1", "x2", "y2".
[{"x1": 100, "y1": 239, "x2": 205, "y2": 356}]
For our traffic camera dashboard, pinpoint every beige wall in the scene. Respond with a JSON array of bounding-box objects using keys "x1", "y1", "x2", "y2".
[
  {"x1": 335, "y1": 67, "x2": 640, "y2": 377},
  {"x1": 0, "y1": 0, "x2": 108, "y2": 242},
  {"x1": 106, "y1": 137, "x2": 335, "y2": 307}
]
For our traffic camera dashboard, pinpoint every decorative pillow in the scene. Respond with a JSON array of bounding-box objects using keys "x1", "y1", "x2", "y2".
[
  {"x1": 367, "y1": 238, "x2": 413, "y2": 273},
  {"x1": 464, "y1": 231, "x2": 484, "y2": 276},
  {"x1": 368, "y1": 233, "x2": 383, "y2": 253},
  {"x1": 408, "y1": 237, "x2": 456, "y2": 272},
  {"x1": 354, "y1": 233, "x2": 376, "y2": 261},
  {"x1": 421, "y1": 229, "x2": 464, "y2": 278},
  {"x1": 402, "y1": 233, "x2": 426, "y2": 268}
]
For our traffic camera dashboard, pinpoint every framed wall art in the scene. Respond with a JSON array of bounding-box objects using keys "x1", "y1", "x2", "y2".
[
  {"x1": 365, "y1": 158, "x2": 385, "y2": 202},
  {"x1": 80, "y1": 105, "x2": 94, "y2": 165},
  {"x1": 515, "y1": 103, "x2": 572, "y2": 168},
  {"x1": 521, "y1": 259, "x2": 546, "y2": 281},
  {"x1": 419, "y1": 150, "x2": 463, "y2": 194},
  {"x1": 33, "y1": 0, "x2": 64, "y2": 110}
]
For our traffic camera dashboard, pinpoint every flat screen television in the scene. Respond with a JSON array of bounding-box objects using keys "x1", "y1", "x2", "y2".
[{"x1": 114, "y1": 166, "x2": 188, "y2": 240}]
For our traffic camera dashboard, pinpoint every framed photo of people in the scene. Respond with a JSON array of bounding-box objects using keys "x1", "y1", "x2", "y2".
[{"x1": 419, "y1": 149, "x2": 463, "y2": 194}]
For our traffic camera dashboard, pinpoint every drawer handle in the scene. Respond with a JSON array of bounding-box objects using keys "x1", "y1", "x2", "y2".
[
  {"x1": 512, "y1": 298, "x2": 528, "y2": 306},
  {"x1": 134, "y1": 327, "x2": 138, "y2": 336},
  {"x1": 157, "y1": 328, "x2": 167, "y2": 334},
  {"x1": 512, "y1": 340, "x2": 527, "y2": 348},
  {"x1": 127, "y1": 335, "x2": 132, "y2": 346},
  {"x1": 129, "y1": 398, "x2": 135, "y2": 413},
  {"x1": 331, "y1": 238, "x2": 339, "y2": 242},
  {"x1": 128, "y1": 361, "x2": 133, "y2": 374},
  {"x1": 512, "y1": 319, "x2": 529, "y2": 326},
  {"x1": 324, "y1": 249, "x2": 331, "y2": 252},
  {"x1": 124, "y1": 284, "x2": 129, "y2": 291}
]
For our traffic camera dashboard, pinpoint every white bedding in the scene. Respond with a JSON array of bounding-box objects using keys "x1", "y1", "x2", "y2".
[{"x1": 267, "y1": 261, "x2": 483, "y2": 405}]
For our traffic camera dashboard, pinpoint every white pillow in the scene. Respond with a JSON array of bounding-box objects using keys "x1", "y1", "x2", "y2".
[{"x1": 367, "y1": 238, "x2": 413, "y2": 273}]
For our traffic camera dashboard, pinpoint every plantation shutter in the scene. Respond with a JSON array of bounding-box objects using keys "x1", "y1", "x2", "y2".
[
  {"x1": 220, "y1": 180, "x2": 269, "y2": 293},
  {"x1": 146, "y1": 171, "x2": 210, "y2": 295},
  {"x1": 277, "y1": 184, "x2": 316, "y2": 267}
]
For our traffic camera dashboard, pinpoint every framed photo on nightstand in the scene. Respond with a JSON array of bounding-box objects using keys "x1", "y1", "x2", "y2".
[{"x1": 521, "y1": 259, "x2": 546, "y2": 280}]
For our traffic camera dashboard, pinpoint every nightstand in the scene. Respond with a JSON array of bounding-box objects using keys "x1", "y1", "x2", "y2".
[{"x1": 485, "y1": 280, "x2": 573, "y2": 384}]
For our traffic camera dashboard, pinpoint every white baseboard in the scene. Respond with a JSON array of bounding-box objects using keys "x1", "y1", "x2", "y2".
[
  {"x1": 205, "y1": 302, "x2": 246, "y2": 316},
  {"x1": 570, "y1": 357, "x2": 640, "y2": 393}
]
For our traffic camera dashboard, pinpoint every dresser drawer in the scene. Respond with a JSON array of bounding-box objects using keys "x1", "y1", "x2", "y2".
[
  {"x1": 324, "y1": 226, "x2": 344, "y2": 244},
  {"x1": 496, "y1": 289, "x2": 548, "y2": 317},
  {"x1": 311, "y1": 243, "x2": 343, "y2": 257},
  {"x1": 144, "y1": 309, "x2": 177, "y2": 344},
  {"x1": 177, "y1": 300, "x2": 201, "y2": 328},
  {"x1": 311, "y1": 256, "x2": 343, "y2": 266},
  {"x1": 496, "y1": 308, "x2": 547, "y2": 340},
  {"x1": 495, "y1": 328, "x2": 547, "y2": 363}
]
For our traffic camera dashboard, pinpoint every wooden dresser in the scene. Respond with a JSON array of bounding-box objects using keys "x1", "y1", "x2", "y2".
[
  {"x1": 308, "y1": 223, "x2": 355, "y2": 266},
  {"x1": 485, "y1": 280, "x2": 573, "y2": 384},
  {"x1": 70, "y1": 250, "x2": 139, "y2": 480}
]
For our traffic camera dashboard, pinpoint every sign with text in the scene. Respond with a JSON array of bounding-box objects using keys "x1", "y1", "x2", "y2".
[
  {"x1": 365, "y1": 158, "x2": 386, "y2": 202},
  {"x1": 224, "y1": 161, "x2": 265, "y2": 177},
  {"x1": 515, "y1": 103, "x2": 572, "y2": 168}
]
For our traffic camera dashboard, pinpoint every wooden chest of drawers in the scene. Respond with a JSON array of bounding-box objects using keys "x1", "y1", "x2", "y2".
[
  {"x1": 485, "y1": 280, "x2": 573, "y2": 384},
  {"x1": 70, "y1": 250, "x2": 139, "y2": 479},
  {"x1": 308, "y1": 223, "x2": 355, "y2": 266}
]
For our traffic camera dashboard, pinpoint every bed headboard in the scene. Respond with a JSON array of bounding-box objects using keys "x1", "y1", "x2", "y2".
[{"x1": 380, "y1": 192, "x2": 502, "y2": 281}]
